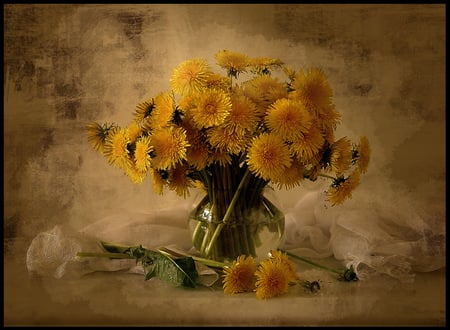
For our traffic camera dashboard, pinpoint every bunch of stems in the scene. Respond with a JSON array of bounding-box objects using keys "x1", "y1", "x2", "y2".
[{"x1": 190, "y1": 156, "x2": 273, "y2": 261}]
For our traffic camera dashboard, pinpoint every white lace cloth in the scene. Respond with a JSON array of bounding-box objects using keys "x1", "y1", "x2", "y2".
[{"x1": 26, "y1": 187, "x2": 445, "y2": 284}]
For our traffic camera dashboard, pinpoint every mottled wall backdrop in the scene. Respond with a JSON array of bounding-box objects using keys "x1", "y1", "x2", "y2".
[{"x1": 4, "y1": 4, "x2": 445, "y2": 245}]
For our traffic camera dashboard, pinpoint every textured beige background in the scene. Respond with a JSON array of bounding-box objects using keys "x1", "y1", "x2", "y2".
[{"x1": 3, "y1": 4, "x2": 446, "y2": 326}]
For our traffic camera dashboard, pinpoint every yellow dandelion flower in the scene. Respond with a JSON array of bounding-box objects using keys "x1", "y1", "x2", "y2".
[
  {"x1": 179, "y1": 111, "x2": 199, "y2": 140},
  {"x1": 155, "y1": 92, "x2": 175, "y2": 121},
  {"x1": 186, "y1": 143, "x2": 210, "y2": 170},
  {"x1": 265, "y1": 98, "x2": 312, "y2": 141},
  {"x1": 272, "y1": 159, "x2": 305, "y2": 190},
  {"x1": 149, "y1": 168, "x2": 167, "y2": 195},
  {"x1": 103, "y1": 127, "x2": 131, "y2": 168},
  {"x1": 292, "y1": 68, "x2": 333, "y2": 110},
  {"x1": 124, "y1": 163, "x2": 147, "y2": 184},
  {"x1": 289, "y1": 124, "x2": 325, "y2": 163},
  {"x1": 205, "y1": 72, "x2": 230, "y2": 91},
  {"x1": 327, "y1": 170, "x2": 361, "y2": 206},
  {"x1": 329, "y1": 137, "x2": 352, "y2": 175},
  {"x1": 178, "y1": 93, "x2": 197, "y2": 112},
  {"x1": 227, "y1": 95, "x2": 260, "y2": 133},
  {"x1": 170, "y1": 58, "x2": 211, "y2": 94},
  {"x1": 207, "y1": 148, "x2": 232, "y2": 167},
  {"x1": 243, "y1": 75, "x2": 288, "y2": 109},
  {"x1": 323, "y1": 126, "x2": 336, "y2": 145},
  {"x1": 246, "y1": 133, "x2": 292, "y2": 181},
  {"x1": 255, "y1": 259, "x2": 290, "y2": 299},
  {"x1": 191, "y1": 89, "x2": 232, "y2": 129},
  {"x1": 250, "y1": 56, "x2": 284, "y2": 75},
  {"x1": 180, "y1": 114, "x2": 210, "y2": 170},
  {"x1": 86, "y1": 121, "x2": 116, "y2": 153},
  {"x1": 125, "y1": 121, "x2": 141, "y2": 143},
  {"x1": 269, "y1": 250, "x2": 298, "y2": 282},
  {"x1": 134, "y1": 99, "x2": 155, "y2": 123},
  {"x1": 207, "y1": 126, "x2": 248, "y2": 155},
  {"x1": 355, "y1": 136, "x2": 371, "y2": 174},
  {"x1": 222, "y1": 255, "x2": 258, "y2": 294},
  {"x1": 215, "y1": 49, "x2": 250, "y2": 77},
  {"x1": 310, "y1": 102, "x2": 341, "y2": 132},
  {"x1": 168, "y1": 163, "x2": 194, "y2": 198},
  {"x1": 143, "y1": 92, "x2": 175, "y2": 130},
  {"x1": 134, "y1": 135, "x2": 153, "y2": 172},
  {"x1": 150, "y1": 127, "x2": 190, "y2": 170}
]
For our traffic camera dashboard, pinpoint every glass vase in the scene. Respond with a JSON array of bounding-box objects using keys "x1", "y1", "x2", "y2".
[{"x1": 188, "y1": 188, "x2": 285, "y2": 263}]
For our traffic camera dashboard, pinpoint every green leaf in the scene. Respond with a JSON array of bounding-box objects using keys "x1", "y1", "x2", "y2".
[
  {"x1": 144, "y1": 266, "x2": 157, "y2": 281},
  {"x1": 149, "y1": 251, "x2": 199, "y2": 288}
]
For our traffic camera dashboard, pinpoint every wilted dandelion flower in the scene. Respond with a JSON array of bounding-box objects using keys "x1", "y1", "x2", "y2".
[
  {"x1": 292, "y1": 68, "x2": 333, "y2": 110},
  {"x1": 247, "y1": 133, "x2": 292, "y2": 181},
  {"x1": 215, "y1": 49, "x2": 250, "y2": 78},
  {"x1": 134, "y1": 135, "x2": 153, "y2": 172},
  {"x1": 327, "y1": 170, "x2": 361, "y2": 206},
  {"x1": 255, "y1": 258, "x2": 290, "y2": 299},
  {"x1": 222, "y1": 255, "x2": 258, "y2": 294},
  {"x1": 170, "y1": 58, "x2": 211, "y2": 94},
  {"x1": 191, "y1": 89, "x2": 232, "y2": 129},
  {"x1": 265, "y1": 98, "x2": 312, "y2": 141},
  {"x1": 150, "y1": 127, "x2": 190, "y2": 170}
]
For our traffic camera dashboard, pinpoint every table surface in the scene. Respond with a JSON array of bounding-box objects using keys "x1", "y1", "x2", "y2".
[{"x1": 4, "y1": 238, "x2": 446, "y2": 327}]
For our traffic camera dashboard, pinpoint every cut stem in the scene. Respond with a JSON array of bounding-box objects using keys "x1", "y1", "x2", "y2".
[{"x1": 282, "y1": 250, "x2": 341, "y2": 275}]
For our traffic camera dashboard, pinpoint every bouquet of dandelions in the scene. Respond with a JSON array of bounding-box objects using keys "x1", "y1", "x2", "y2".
[{"x1": 83, "y1": 49, "x2": 370, "y2": 299}]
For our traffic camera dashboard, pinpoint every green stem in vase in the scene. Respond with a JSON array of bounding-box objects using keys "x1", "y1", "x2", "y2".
[
  {"x1": 225, "y1": 164, "x2": 246, "y2": 257},
  {"x1": 204, "y1": 168, "x2": 251, "y2": 257}
]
